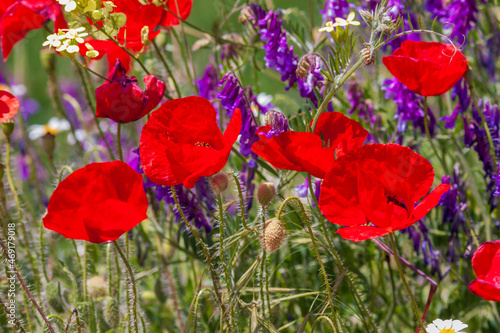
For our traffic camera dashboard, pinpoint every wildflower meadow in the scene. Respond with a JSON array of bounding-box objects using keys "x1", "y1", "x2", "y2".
[{"x1": 1, "y1": 0, "x2": 500, "y2": 332}]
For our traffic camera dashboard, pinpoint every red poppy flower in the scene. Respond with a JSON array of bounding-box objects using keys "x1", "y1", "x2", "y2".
[
  {"x1": 0, "y1": 90, "x2": 19, "y2": 122},
  {"x1": 158, "y1": 0, "x2": 193, "y2": 27},
  {"x1": 319, "y1": 143, "x2": 450, "y2": 242},
  {"x1": 383, "y1": 40, "x2": 468, "y2": 96},
  {"x1": 0, "y1": 0, "x2": 67, "y2": 59},
  {"x1": 468, "y1": 240, "x2": 500, "y2": 302},
  {"x1": 251, "y1": 112, "x2": 368, "y2": 178},
  {"x1": 43, "y1": 161, "x2": 149, "y2": 244},
  {"x1": 95, "y1": 59, "x2": 166, "y2": 123},
  {"x1": 140, "y1": 96, "x2": 242, "y2": 189}
]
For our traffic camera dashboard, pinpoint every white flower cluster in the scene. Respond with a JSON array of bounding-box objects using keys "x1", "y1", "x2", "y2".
[
  {"x1": 42, "y1": 27, "x2": 88, "y2": 54},
  {"x1": 57, "y1": 0, "x2": 77, "y2": 13}
]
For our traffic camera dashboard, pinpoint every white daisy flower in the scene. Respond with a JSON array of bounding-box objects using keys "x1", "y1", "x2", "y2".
[
  {"x1": 426, "y1": 318, "x2": 468, "y2": 333},
  {"x1": 28, "y1": 117, "x2": 70, "y2": 140},
  {"x1": 58, "y1": 0, "x2": 77, "y2": 12}
]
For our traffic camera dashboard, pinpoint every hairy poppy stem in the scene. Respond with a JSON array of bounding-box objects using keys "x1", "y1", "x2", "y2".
[
  {"x1": 113, "y1": 240, "x2": 140, "y2": 333},
  {"x1": 423, "y1": 97, "x2": 449, "y2": 174},
  {"x1": 170, "y1": 186, "x2": 228, "y2": 328},
  {"x1": 231, "y1": 173, "x2": 256, "y2": 233},
  {"x1": 305, "y1": 174, "x2": 379, "y2": 333},
  {"x1": 0, "y1": 236, "x2": 55, "y2": 333},
  {"x1": 117, "y1": 123, "x2": 124, "y2": 162},
  {"x1": 277, "y1": 195, "x2": 340, "y2": 332},
  {"x1": 388, "y1": 233, "x2": 424, "y2": 329},
  {"x1": 152, "y1": 39, "x2": 182, "y2": 99},
  {"x1": 217, "y1": 192, "x2": 235, "y2": 329}
]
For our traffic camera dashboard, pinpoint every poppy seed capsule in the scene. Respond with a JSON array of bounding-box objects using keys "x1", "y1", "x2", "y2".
[
  {"x1": 104, "y1": 296, "x2": 120, "y2": 328},
  {"x1": 258, "y1": 182, "x2": 276, "y2": 207},
  {"x1": 263, "y1": 218, "x2": 286, "y2": 253},
  {"x1": 210, "y1": 172, "x2": 229, "y2": 193},
  {"x1": 87, "y1": 275, "x2": 108, "y2": 298},
  {"x1": 2, "y1": 121, "x2": 15, "y2": 139}
]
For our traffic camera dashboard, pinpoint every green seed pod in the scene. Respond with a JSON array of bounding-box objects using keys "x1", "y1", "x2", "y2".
[
  {"x1": 257, "y1": 182, "x2": 276, "y2": 207},
  {"x1": 104, "y1": 296, "x2": 120, "y2": 328},
  {"x1": 87, "y1": 275, "x2": 108, "y2": 299}
]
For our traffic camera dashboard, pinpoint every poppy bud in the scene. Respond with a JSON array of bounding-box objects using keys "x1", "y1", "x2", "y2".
[
  {"x1": 2, "y1": 121, "x2": 15, "y2": 139},
  {"x1": 210, "y1": 172, "x2": 229, "y2": 194},
  {"x1": 104, "y1": 296, "x2": 120, "y2": 327},
  {"x1": 263, "y1": 218, "x2": 287, "y2": 253},
  {"x1": 41, "y1": 133, "x2": 56, "y2": 158},
  {"x1": 257, "y1": 182, "x2": 276, "y2": 207},
  {"x1": 87, "y1": 275, "x2": 108, "y2": 299},
  {"x1": 95, "y1": 59, "x2": 166, "y2": 123}
]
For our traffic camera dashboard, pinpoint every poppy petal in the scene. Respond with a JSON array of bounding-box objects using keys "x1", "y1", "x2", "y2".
[
  {"x1": 0, "y1": 90, "x2": 19, "y2": 122},
  {"x1": 410, "y1": 184, "x2": 451, "y2": 224},
  {"x1": 336, "y1": 225, "x2": 391, "y2": 242},
  {"x1": 471, "y1": 240, "x2": 500, "y2": 279},
  {"x1": 468, "y1": 279, "x2": 500, "y2": 302}
]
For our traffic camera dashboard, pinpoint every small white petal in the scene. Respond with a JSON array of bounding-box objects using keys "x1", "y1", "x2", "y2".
[
  {"x1": 28, "y1": 126, "x2": 46, "y2": 140},
  {"x1": 65, "y1": 1, "x2": 76, "y2": 12},
  {"x1": 432, "y1": 319, "x2": 445, "y2": 329},
  {"x1": 443, "y1": 319, "x2": 453, "y2": 329},
  {"x1": 347, "y1": 12, "x2": 355, "y2": 21},
  {"x1": 59, "y1": 0, "x2": 70, "y2": 4},
  {"x1": 66, "y1": 45, "x2": 80, "y2": 53},
  {"x1": 425, "y1": 324, "x2": 439, "y2": 333},
  {"x1": 75, "y1": 27, "x2": 86, "y2": 32}
]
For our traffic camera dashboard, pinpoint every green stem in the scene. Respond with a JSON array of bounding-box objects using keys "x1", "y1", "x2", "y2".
[
  {"x1": 152, "y1": 39, "x2": 182, "y2": 99},
  {"x1": 113, "y1": 240, "x2": 140, "y2": 333},
  {"x1": 218, "y1": 192, "x2": 235, "y2": 330},
  {"x1": 277, "y1": 196, "x2": 339, "y2": 332},
  {"x1": 388, "y1": 233, "x2": 423, "y2": 328},
  {"x1": 260, "y1": 209, "x2": 268, "y2": 320},
  {"x1": 170, "y1": 186, "x2": 228, "y2": 326},
  {"x1": 117, "y1": 123, "x2": 123, "y2": 162},
  {"x1": 306, "y1": 174, "x2": 379, "y2": 332},
  {"x1": 231, "y1": 173, "x2": 256, "y2": 233},
  {"x1": 423, "y1": 97, "x2": 449, "y2": 174}
]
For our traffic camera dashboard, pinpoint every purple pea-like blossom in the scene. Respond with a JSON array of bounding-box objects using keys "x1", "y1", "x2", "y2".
[
  {"x1": 197, "y1": 62, "x2": 219, "y2": 109},
  {"x1": 128, "y1": 148, "x2": 213, "y2": 232},
  {"x1": 259, "y1": 110, "x2": 289, "y2": 139},
  {"x1": 217, "y1": 72, "x2": 259, "y2": 158},
  {"x1": 381, "y1": 77, "x2": 435, "y2": 136},
  {"x1": 296, "y1": 178, "x2": 321, "y2": 206},
  {"x1": 427, "y1": 0, "x2": 483, "y2": 43},
  {"x1": 440, "y1": 78, "x2": 471, "y2": 129},
  {"x1": 439, "y1": 165, "x2": 472, "y2": 264},
  {"x1": 319, "y1": 0, "x2": 352, "y2": 23}
]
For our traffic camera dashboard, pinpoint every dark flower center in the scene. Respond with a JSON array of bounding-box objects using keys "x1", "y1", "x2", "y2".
[
  {"x1": 194, "y1": 142, "x2": 211, "y2": 148},
  {"x1": 386, "y1": 195, "x2": 407, "y2": 210}
]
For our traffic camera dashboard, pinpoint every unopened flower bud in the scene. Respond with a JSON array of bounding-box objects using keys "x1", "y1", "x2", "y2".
[
  {"x1": 263, "y1": 110, "x2": 289, "y2": 138},
  {"x1": 257, "y1": 182, "x2": 276, "y2": 207},
  {"x1": 2, "y1": 121, "x2": 15, "y2": 139},
  {"x1": 238, "y1": 5, "x2": 255, "y2": 24},
  {"x1": 87, "y1": 275, "x2": 108, "y2": 298},
  {"x1": 41, "y1": 133, "x2": 56, "y2": 158},
  {"x1": 115, "y1": 12, "x2": 127, "y2": 28},
  {"x1": 141, "y1": 26, "x2": 150, "y2": 46},
  {"x1": 297, "y1": 56, "x2": 313, "y2": 79},
  {"x1": 359, "y1": 9, "x2": 374, "y2": 26},
  {"x1": 210, "y1": 172, "x2": 229, "y2": 194},
  {"x1": 92, "y1": 10, "x2": 103, "y2": 20},
  {"x1": 263, "y1": 218, "x2": 287, "y2": 253}
]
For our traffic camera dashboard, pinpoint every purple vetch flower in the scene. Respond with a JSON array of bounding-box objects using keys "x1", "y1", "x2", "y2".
[
  {"x1": 439, "y1": 165, "x2": 472, "y2": 264},
  {"x1": 217, "y1": 72, "x2": 259, "y2": 157},
  {"x1": 440, "y1": 78, "x2": 471, "y2": 129},
  {"x1": 249, "y1": 91, "x2": 274, "y2": 114},
  {"x1": 381, "y1": 77, "x2": 435, "y2": 136},
  {"x1": 427, "y1": 0, "x2": 482, "y2": 43},
  {"x1": 297, "y1": 55, "x2": 324, "y2": 106},
  {"x1": 319, "y1": 0, "x2": 352, "y2": 23},
  {"x1": 197, "y1": 62, "x2": 219, "y2": 107},
  {"x1": 296, "y1": 178, "x2": 321, "y2": 206},
  {"x1": 401, "y1": 220, "x2": 442, "y2": 278},
  {"x1": 347, "y1": 79, "x2": 375, "y2": 125},
  {"x1": 128, "y1": 148, "x2": 213, "y2": 232},
  {"x1": 493, "y1": 166, "x2": 500, "y2": 197},
  {"x1": 467, "y1": 100, "x2": 500, "y2": 209},
  {"x1": 259, "y1": 110, "x2": 289, "y2": 139}
]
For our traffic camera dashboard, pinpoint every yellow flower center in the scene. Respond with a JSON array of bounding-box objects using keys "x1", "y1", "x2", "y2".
[{"x1": 440, "y1": 329, "x2": 455, "y2": 333}]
